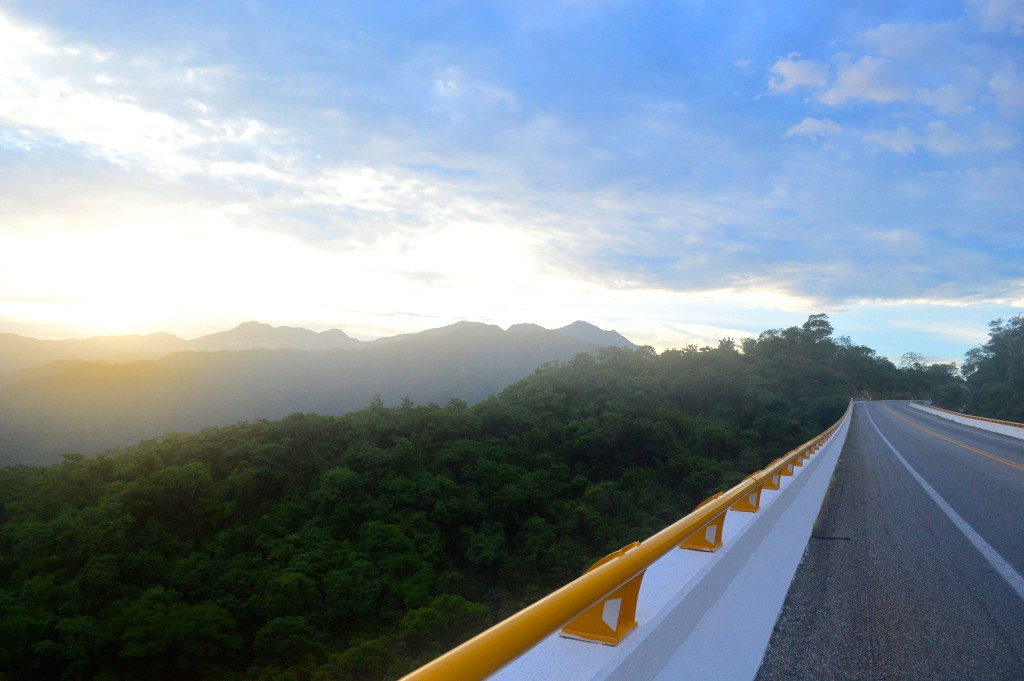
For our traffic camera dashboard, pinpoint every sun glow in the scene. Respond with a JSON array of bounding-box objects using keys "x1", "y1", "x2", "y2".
[{"x1": 0, "y1": 202, "x2": 558, "y2": 339}]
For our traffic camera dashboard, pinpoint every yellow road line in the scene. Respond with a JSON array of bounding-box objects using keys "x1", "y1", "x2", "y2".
[{"x1": 883, "y1": 405, "x2": 1024, "y2": 472}]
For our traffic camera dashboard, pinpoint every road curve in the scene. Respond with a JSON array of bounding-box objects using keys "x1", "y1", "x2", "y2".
[{"x1": 755, "y1": 400, "x2": 1024, "y2": 680}]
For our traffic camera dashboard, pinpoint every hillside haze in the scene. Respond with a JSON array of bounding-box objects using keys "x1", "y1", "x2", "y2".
[
  {"x1": 0, "y1": 320, "x2": 635, "y2": 465},
  {"x1": 0, "y1": 322, "x2": 358, "y2": 375}
]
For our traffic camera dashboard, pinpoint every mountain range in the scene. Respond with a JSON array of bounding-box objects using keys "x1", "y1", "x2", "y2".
[{"x1": 0, "y1": 320, "x2": 635, "y2": 465}]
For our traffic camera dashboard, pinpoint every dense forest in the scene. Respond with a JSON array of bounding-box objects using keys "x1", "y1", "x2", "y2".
[{"x1": 0, "y1": 315, "x2": 970, "y2": 680}]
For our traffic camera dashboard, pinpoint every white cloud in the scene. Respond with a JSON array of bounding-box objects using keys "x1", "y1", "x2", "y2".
[
  {"x1": 871, "y1": 229, "x2": 925, "y2": 249},
  {"x1": 989, "y1": 62, "x2": 1024, "y2": 114},
  {"x1": 180, "y1": 65, "x2": 233, "y2": 90},
  {"x1": 0, "y1": 12, "x2": 54, "y2": 65},
  {"x1": 857, "y1": 22, "x2": 957, "y2": 62},
  {"x1": 855, "y1": 24, "x2": 979, "y2": 114},
  {"x1": 432, "y1": 65, "x2": 518, "y2": 112},
  {"x1": 2, "y1": 80, "x2": 204, "y2": 171},
  {"x1": 863, "y1": 121, "x2": 1020, "y2": 155},
  {"x1": 783, "y1": 117, "x2": 842, "y2": 140},
  {"x1": 0, "y1": 10, "x2": 278, "y2": 178},
  {"x1": 922, "y1": 121, "x2": 972, "y2": 155},
  {"x1": 863, "y1": 126, "x2": 920, "y2": 154},
  {"x1": 916, "y1": 84, "x2": 976, "y2": 115},
  {"x1": 968, "y1": 0, "x2": 1024, "y2": 34},
  {"x1": 819, "y1": 56, "x2": 911, "y2": 106},
  {"x1": 770, "y1": 20, "x2": 1018, "y2": 123},
  {"x1": 976, "y1": 121, "x2": 1022, "y2": 150},
  {"x1": 768, "y1": 53, "x2": 828, "y2": 93},
  {"x1": 303, "y1": 166, "x2": 439, "y2": 215}
]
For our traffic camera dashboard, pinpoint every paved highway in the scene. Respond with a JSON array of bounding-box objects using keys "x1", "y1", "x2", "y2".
[{"x1": 755, "y1": 400, "x2": 1024, "y2": 680}]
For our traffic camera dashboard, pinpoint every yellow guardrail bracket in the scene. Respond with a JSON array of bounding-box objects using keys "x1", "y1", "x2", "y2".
[
  {"x1": 730, "y1": 483, "x2": 764, "y2": 513},
  {"x1": 560, "y1": 542, "x2": 645, "y2": 645},
  {"x1": 678, "y1": 509, "x2": 726, "y2": 552},
  {"x1": 762, "y1": 470, "x2": 783, "y2": 490}
]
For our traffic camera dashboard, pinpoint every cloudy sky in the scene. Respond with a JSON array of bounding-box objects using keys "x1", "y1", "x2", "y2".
[{"x1": 0, "y1": 1, "x2": 1021, "y2": 362}]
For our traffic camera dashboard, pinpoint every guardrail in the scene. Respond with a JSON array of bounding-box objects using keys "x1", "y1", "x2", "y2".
[
  {"x1": 918, "y1": 403, "x2": 1024, "y2": 430},
  {"x1": 399, "y1": 400, "x2": 853, "y2": 681}
]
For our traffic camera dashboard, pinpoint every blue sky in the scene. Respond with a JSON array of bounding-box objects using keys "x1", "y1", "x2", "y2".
[{"x1": 0, "y1": 1, "x2": 1021, "y2": 363}]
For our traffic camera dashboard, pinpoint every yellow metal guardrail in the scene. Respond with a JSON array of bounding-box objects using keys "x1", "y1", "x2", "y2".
[
  {"x1": 399, "y1": 400, "x2": 853, "y2": 681},
  {"x1": 918, "y1": 403, "x2": 1024, "y2": 430}
]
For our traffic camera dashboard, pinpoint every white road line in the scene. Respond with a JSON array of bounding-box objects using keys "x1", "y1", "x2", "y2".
[{"x1": 863, "y1": 404, "x2": 1024, "y2": 604}]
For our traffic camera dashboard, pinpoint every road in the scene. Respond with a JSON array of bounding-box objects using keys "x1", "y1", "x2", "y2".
[{"x1": 755, "y1": 400, "x2": 1024, "y2": 680}]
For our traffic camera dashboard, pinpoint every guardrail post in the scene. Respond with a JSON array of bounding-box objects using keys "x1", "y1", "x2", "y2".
[
  {"x1": 730, "y1": 480, "x2": 764, "y2": 513},
  {"x1": 762, "y1": 470, "x2": 783, "y2": 491},
  {"x1": 560, "y1": 542, "x2": 645, "y2": 645},
  {"x1": 678, "y1": 493, "x2": 727, "y2": 552}
]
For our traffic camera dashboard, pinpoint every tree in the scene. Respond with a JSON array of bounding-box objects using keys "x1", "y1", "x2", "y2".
[
  {"x1": 962, "y1": 315, "x2": 1024, "y2": 420},
  {"x1": 801, "y1": 313, "x2": 834, "y2": 344},
  {"x1": 315, "y1": 639, "x2": 390, "y2": 681},
  {"x1": 399, "y1": 594, "x2": 489, "y2": 654},
  {"x1": 253, "y1": 616, "x2": 324, "y2": 666},
  {"x1": 116, "y1": 586, "x2": 241, "y2": 678},
  {"x1": 899, "y1": 352, "x2": 925, "y2": 371}
]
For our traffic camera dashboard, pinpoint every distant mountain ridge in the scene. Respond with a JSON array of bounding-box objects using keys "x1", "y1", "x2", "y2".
[
  {"x1": 556, "y1": 320, "x2": 635, "y2": 348},
  {"x1": 0, "y1": 319, "x2": 636, "y2": 465},
  {"x1": 0, "y1": 331, "x2": 189, "y2": 378},
  {"x1": 187, "y1": 321, "x2": 361, "y2": 352},
  {"x1": 0, "y1": 319, "x2": 634, "y2": 376}
]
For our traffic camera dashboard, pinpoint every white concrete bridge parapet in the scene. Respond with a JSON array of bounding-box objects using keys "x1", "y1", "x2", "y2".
[{"x1": 910, "y1": 403, "x2": 1024, "y2": 441}]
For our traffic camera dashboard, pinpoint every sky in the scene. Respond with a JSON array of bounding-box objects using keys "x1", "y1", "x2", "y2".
[{"x1": 0, "y1": 1, "x2": 1021, "y2": 364}]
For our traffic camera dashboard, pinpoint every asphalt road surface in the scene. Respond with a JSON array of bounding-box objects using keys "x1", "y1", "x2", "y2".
[{"x1": 755, "y1": 400, "x2": 1024, "y2": 680}]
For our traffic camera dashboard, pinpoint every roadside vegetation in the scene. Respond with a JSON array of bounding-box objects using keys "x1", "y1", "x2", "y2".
[{"x1": 0, "y1": 314, "x2": 967, "y2": 680}]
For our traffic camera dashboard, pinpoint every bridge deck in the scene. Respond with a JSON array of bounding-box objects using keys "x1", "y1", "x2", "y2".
[{"x1": 756, "y1": 400, "x2": 1024, "y2": 680}]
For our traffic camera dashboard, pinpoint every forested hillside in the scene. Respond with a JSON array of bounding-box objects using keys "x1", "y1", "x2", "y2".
[{"x1": 0, "y1": 315, "x2": 963, "y2": 681}]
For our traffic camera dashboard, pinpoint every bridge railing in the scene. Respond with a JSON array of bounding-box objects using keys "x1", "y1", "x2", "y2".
[
  {"x1": 918, "y1": 403, "x2": 1024, "y2": 430},
  {"x1": 399, "y1": 400, "x2": 853, "y2": 681}
]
